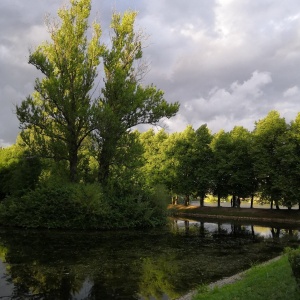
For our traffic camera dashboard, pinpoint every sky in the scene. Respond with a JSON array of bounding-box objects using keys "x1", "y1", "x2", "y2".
[{"x1": 1, "y1": 0, "x2": 300, "y2": 146}]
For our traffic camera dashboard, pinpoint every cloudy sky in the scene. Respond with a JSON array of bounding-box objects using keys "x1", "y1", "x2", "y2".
[{"x1": 1, "y1": 0, "x2": 300, "y2": 146}]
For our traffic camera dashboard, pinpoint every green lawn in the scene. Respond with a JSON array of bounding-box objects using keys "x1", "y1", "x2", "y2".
[{"x1": 193, "y1": 255, "x2": 299, "y2": 300}]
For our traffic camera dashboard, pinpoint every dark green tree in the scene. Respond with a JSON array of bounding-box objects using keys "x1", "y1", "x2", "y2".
[
  {"x1": 282, "y1": 113, "x2": 300, "y2": 209},
  {"x1": 228, "y1": 126, "x2": 256, "y2": 207},
  {"x1": 165, "y1": 126, "x2": 196, "y2": 206},
  {"x1": 139, "y1": 129, "x2": 169, "y2": 187},
  {"x1": 193, "y1": 124, "x2": 214, "y2": 206},
  {"x1": 0, "y1": 145, "x2": 41, "y2": 199},
  {"x1": 210, "y1": 130, "x2": 232, "y2": 207},
  {"x1": 252, "y1": 111, "x2": 289, "y2": 209}
]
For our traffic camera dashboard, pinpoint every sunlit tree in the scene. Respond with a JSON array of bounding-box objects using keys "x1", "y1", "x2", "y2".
[
  {"x1": 16, "y1": 0, "x2": 103, "y2": 182},
  {"x1": 93, "y1": 11, "x2": 179, "y2": 185}
]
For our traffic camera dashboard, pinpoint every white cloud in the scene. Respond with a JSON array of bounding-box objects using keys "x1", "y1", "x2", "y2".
[
  {"x1": 166, "y1": 71, "x2": 273, "y2": 133},
  {"x1": 283, "y1": 86, "x2": 299, "y2": 98}
]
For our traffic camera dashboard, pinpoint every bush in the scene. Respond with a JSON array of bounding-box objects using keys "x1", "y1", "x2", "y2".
[
  {"x1": 107, "y1": 184, "x2": 169, "y2": 228},
  {"x1": 0, "y1": 147, "x2": 41, "y2": 200},
  {"x1": 0, "y1": 183, "x2": 112, "y2": 229},
  {"x1": 0, "y1": 182, "x2": 169, "y2": 230},
  {"x1": 285, "y1": 247, "x2": 300, "y2": 289}
]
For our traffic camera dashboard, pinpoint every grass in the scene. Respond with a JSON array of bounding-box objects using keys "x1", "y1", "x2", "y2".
[
  {"x1": 192, "y1": 255, "x2": 299, "y2": 300},
  {"x1": 169, "y1": 205, "x2": 300, "y2": 224}
]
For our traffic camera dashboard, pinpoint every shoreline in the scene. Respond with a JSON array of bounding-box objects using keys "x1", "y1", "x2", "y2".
[
  {"x1": 172, "y1": 211, "x2": 300, "y2": 225},
  {"x1": 176, "y1": 256, "x2": 282, "y2": 300},
  {"x1": 169, "y1": 205, "x2": 300, "y2": 226}
]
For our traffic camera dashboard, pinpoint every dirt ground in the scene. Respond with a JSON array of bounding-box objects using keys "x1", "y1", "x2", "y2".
[{"x1": 169, "y1": 204, "x2": 300, "y2": 224}]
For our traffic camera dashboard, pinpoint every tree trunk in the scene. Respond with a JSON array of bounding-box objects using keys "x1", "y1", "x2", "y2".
[
  {"x1": 275, "y1": 200, "x2": 280, "y2": 210},
  {"x1": 231, "y1": 194, "x2": 235, "y2": 207},
  {"x1": 69, "y1": 146, "x2": 78, "y2": 183},
  {"x1": 270, "y1": 199, "x2": 273, "y2": 209},
  {"x1": 98, "y1": 154, "x2": 110, "y2": 185},
  {"x1": 200, "y1": 194, "x2": 205, "y2": 207},
  {"x1": 172, "y1": 196, "x2": 175, "y2": 205},
  {"x1": 98, "y1": 140, "x2": 113, "y2": 185},
  {"x1": 184, "y1": 195, "x2": 190, "y2": 206},
  {"x1": 237, "y1": 197, "x2": 241, "y2": 208},
  {"x1": 250, "y1": 194, "x2": 254, "y2": 208},
  {"x1": 217, "y1": 193, "x2": 221, "y2": 207}
]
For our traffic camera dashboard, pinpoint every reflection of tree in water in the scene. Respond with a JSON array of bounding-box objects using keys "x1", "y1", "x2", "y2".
[
  {"x1": 184, "y1": 220, "x2": 189, "y2": 235},
  {"x1": 0, "y1": 230, "x2": 179, "y2": 299},
  {"x1": 138, "y1": 254, "x2": 180, "y2": 300},
  {"x1": 270, "y1": 227, "x2": 299, "y2": 241},
  {"x1": 7, "y1": 257, "x2": 86, "y2": 299},
  {"x1": 271, "y1": 227, "x2": 281, "y2": 239},
  {"x1": 0, "y1": 222, "x2": 299, "y2": 299}
]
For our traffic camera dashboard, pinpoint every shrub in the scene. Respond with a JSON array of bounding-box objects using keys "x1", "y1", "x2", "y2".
[
  {"x1": 0, "y1": 182, "x2": 169, "y2": 230},
  {"x1": 107, "y1": 184, "x2": 169, "y2": 228},
  {"x1": 0, "y1": 183, "x2": 112, "y2": 229},
  {"x1": 285, "y1": 247, "x2": 300, "y2": 289}
]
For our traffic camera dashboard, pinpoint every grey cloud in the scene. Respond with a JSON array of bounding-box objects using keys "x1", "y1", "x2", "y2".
[{"x1": 1, "y1": 0, "x2": 300, "y2": 145}]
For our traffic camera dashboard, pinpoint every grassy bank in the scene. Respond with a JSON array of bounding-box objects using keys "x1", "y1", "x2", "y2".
[
  {"x1": 169, "y1": 205, "x2": 300, "y2": 224},
  {"x1": 193, "y1": 255, "x2": 299, "y2": 300}
]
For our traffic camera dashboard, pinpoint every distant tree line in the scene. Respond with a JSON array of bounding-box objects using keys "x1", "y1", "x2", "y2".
[{"x1": 139, "y1": 110, "x2": 300, "y2": 210}]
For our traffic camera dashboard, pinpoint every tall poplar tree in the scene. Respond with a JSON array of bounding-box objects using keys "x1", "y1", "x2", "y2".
[
  {"x1": 94, "y1": 11, "x2": 179, "y2": 185},
  {"x1": 16, "y1": 0, "x2": 103, "y2": 182}
]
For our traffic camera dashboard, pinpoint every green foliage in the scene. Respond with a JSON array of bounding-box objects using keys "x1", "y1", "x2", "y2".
[
  {"x1": 227, "y1": 126, "x2": 256, "y2": 199},
  {"x1": 252, "y1": 111, "x2": 293, "y2": 208},
  {"x1": 210, "y1": 130, "x2": 232, "y2": 201},
  {"x1": 0, "y1": 183, "x2": 111, "y2": 229},
  {"x1": 16, "y1": 0, "x2": 103, "y2": 182},
  {"x1": 140, "y1": 129, "x2": 169, "y2": 186},
  {"x1": 0, "y1": 146, "x2": 41, "y2": 199},
  {"x1": 286, "y1": 247, "x2": 300, "y2": 288},
  {"x1": 165, "y1": 126, "x2": 197, "y2": 198},
  {"x1": 0, "y1": 181, "x2": 168, "y2": 229},
  {"x1": 94, "y1": 10, "x2": 179, "y2": 184},
  {"x1": 105, "y1": 179, "x2": 169, "y2": 228},
  {"x1": 193, "y1": 124, "x2": 214, "y2": 203}
]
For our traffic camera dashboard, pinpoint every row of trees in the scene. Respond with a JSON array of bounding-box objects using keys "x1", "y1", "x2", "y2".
[
  {"x1": 139, "y1": 110, "x2": 300, "y2": 210},
  {"x1": 4, "y1": 109, "x2": 299, "y2": 210}
]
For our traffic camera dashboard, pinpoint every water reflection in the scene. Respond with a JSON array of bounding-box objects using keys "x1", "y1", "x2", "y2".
[
  {"x1": 171, "y1": 218, "x2": 300, "y2": 240},
  {"x1": 0, "y1": 218, "x2": 299, "y2": 300}
]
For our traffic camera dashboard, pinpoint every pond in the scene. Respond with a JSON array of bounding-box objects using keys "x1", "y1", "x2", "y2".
[{"x1": 0, "y1": 217, "x2": 299, "y2": 299}]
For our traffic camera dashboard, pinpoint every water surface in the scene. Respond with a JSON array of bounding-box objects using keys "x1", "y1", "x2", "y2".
[{"x1": 0, "y1": 218, "x2": 299, "y2": 299}]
